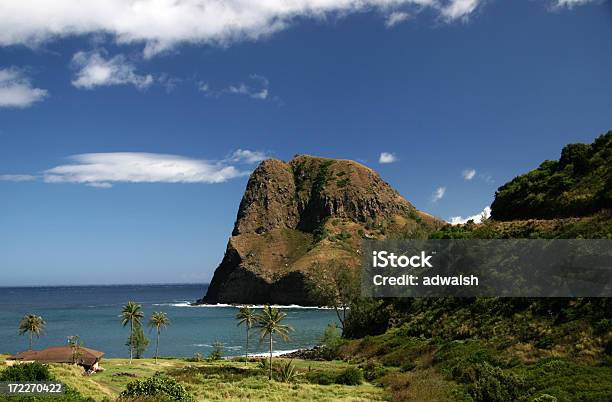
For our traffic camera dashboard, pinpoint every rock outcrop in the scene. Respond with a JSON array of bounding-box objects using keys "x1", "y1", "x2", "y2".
[{"x1": 198, "y1": 155, "x2": 444, "y2": 305}]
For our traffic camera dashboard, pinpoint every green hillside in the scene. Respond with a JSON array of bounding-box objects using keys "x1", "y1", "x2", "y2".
[
  {"x1": 491, "y1": 131, "x2": 611, "y2": 221},
  {"x1": 335, "y1": 133, "x2": 612, "y2": 401}
]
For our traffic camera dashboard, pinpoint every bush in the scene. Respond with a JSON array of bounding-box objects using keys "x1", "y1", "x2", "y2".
[
  {"x1": 0, "y1": 362, "x2": 53, "y2": 381},
  {"x1": 319, "y1": 323, "x2": 343, "y2": 360},
  {"x1": 257, "y1": 359, "x2": 269, "y2": 371},
  {"x1": 0, "y1": 363, "x2": 92, "y2": 402},
  {"x1": 400, "y1": 361, "x2": 417, "y2": 372},
  {"x1": 595, "y1": 318, "x2": 612, "y2": 334},
  {"x1": 275, "y1": 360, "x2": 299, "y2": 383},
  {"x1": 335, "y1": 367, "x2": 364, "y2": 385},
  {"x1": 207, "y1": 341, "x2": 224, "y2": 361},
  {"x1": 531, "y1": 395, "x2": 558, "y2": 402},
  {"x1": 306, "y1": 370, "x2": 336, "y2": 385},
  {"x1": 120, "y1": 374, "x2": 196, "y2": 402},
  {"x1": 359, "y1": 361, "x2": 387, "y2": 381},
  {"x1": 463, "y1": 362, "x2": 526, "y2": 402}
]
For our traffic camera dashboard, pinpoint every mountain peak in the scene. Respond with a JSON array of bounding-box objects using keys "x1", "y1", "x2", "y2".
[{"x1": 200, "y1": 155, "x2": 443, "y2": 305}]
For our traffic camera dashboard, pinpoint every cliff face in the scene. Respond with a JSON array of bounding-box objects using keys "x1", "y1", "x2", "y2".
[{"x1": 199, "y1": 155, "x2": 444, "y2": 305}]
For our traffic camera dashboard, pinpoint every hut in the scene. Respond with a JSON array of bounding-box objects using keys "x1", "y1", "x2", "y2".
[{"x1": 7, "y1": 346, "x2": 105, "y2": 372}]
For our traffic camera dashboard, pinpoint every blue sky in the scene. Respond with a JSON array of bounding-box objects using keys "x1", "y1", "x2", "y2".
[{"x1": 0, "y1": 0, "x2": 611, "y2": 286}]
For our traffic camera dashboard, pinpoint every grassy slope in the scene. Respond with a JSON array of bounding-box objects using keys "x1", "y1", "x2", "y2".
[
  {"x1": 336, "y1": 211, "x2": 612, "y2": 401},
  {"x1": 0, "y1": 357, "x2": 385, "y2": 402}
]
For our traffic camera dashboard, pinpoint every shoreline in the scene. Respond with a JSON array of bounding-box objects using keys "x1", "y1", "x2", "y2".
[{"x1": 184, "y1": 302, "x2": 333, "y2": 310}]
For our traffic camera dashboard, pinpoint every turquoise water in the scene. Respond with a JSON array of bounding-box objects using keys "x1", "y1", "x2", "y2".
[{"x1": 0, "y1": 284, "x2": 339, "y2": 358}]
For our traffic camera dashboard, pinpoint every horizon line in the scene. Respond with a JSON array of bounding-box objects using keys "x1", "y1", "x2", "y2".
[{"x1": 0, "y1": 282, "x2": 210, "y2": 289}]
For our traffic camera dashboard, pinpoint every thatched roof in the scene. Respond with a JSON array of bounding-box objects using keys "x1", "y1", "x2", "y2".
[{"x1": 9, "y1": 346, "x2": 104, "y2": 366}]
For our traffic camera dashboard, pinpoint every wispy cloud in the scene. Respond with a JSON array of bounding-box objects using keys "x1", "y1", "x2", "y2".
[
  {"x1": 479, "y1": 172, "x2": 494, "y2": 184},
  {"x1": 462, "y1": 168, "x2": 476, "y2": 180},
  {"x1": 226, "y1": 75, "x2": 269, "y2": 100},
  {"x1": 449, "y1": 206, "x2": 491, "y2": 225},
  {"x1": 228, "y1": 149, "x2": 269, "y2": 164},
  {"x1": 385, "y1": 12, "x2": 411, "y2": 28},
  {"x1": 554, "y1": 0, "x2": 597, "y2": 8},
  {"x1": 1, "y1": 150, "x2": 271, "y2": 189},
  {"x1": 0, "y1": 68, "x2": 47, "y2": 108},
  {"x1": 432, "y1": 186, "x2": 446, "y2": 202},
  {"x1": 0, "y1": 1, "x2": 490, "y2": 57},
  {"x1": 378, "y1": 152, "x2": 397, "y2": 164},
  {"x1": 71, "y1": 50, "x2": 153, "y2": 89},
  {"x1": 42, "y1": 153, "x2": 247, "y2": 188},
  {"x1": 158, "y1": 74, "x2": 182, "y2": 93},
  {"x1": 198, "y1": 82, "x2": 212, "y2": 95},
  {"x1": 0, "y1": 174, "x2": 37, "y2": 182},
  {"x1": 441, "y1": 0, "x2": 481, "y2": 20}
]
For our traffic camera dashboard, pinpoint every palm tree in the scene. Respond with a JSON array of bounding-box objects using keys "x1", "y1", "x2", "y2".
[
  {"x1": 120, "y1": 301, "x2": 144, "y2": 363},
  {"x1": 255, "y1": 305, "x2": 293, "y2": 380},
  {"x1": 236, "y1": 306, "x2": 256, "y2": 366},
  {"x1": 148, "y1": 311, "x2": 170, "y2": 363},
  {"x1": 18, "y1": 314, "x2": 45, "y2": 350}
]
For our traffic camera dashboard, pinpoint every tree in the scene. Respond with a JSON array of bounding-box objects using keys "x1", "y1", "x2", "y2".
[
  {"x1": 18, "y1": 314, "x2": 45, "y2": 350},
  {"x1": 308, "y1": 260, "x2": 361, "y2": 333},
  {"x1": 208, "y1": 341, "x2": 224, "y2": 361},
  {"x1": 67, "y1": 335, "x2": 83, "y2": 364},
  {"x1": 148, "y1": 312, "x2": 170, "y2": 363},
  {"x1": 120, "y1": 301, "x2": 144, "y2": 363},
  {"x1": 255, "y1": 305, "x2": 293, "y2": 380},
  {"x1": 127, "y1": 324, "x2": 149, "y2": 359},
  {"x1": 236, "y1": 306, "x2": 257, "y2": 366}
]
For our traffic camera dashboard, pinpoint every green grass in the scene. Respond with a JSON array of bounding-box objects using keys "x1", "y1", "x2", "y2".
[{"x1": 23, "y1": 358, "x2": 387, "y2": 402}]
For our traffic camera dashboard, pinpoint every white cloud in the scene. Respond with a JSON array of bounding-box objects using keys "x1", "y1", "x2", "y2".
[
  {"x1": 229, "y1": 149, "x2": 269, "y2": 164},
  {"x1": 462, "y1": 168, "x2": 476, "y2": 180},
  {"x1": 0, "y1": 174, "x2": 37, "y2": 182},
  {"x1": 432, "y1": 186, "x2": 446, "y2": 202},
  {"x1": 385, "y1": 12, "x2": 411, "y2": 28},
  {"x1": 449, "y1": 206, "x2": 491, "y2": 225},
  {"x1": 0, "y1": 1, "x2": 486, "y2": 57},
  {"x1": 0, "y1": 68, "x2": 47, "y2": 108},
  {"x1": 71, "y1": 50, "x2": 153, "y2": 89},
  {"x1": 198, "y1": 82, "x2": 210, "y2": 93},
  {"x1": 378, "y1": 152, "x2": 397, "y2": 164},
  {"x1": 42, "y1": 152, "x2": 261, "y2": 188},
  {"x1": 226, "y1": 75, "x2": 269, "y2": 100},
  {"x1": 554, "y1": 0, "x2": 596, "y2": 8},
  {"x1": 158, "y1": 73, "x2": 182, "y2": 92},
  {"x1": 441, "y1": 0, "x2": 480, "y2": 20},
  {"x1": 479, "y1": 172, "x2": 494, "y2": 184}
]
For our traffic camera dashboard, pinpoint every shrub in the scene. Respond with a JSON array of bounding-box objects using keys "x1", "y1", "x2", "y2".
[
  {"x1": 120, "y1": 374, "x2": 196, "y2": 402},
  {"x1": 463, "y1": 362, "x2": 525, "y2": 402},
  {"x1": 359, "y1": 361, "x2": 387, "y2": 381},
  {"x1": 207, "y1": 341, "x2": 224, "y2": 361},
  {"x1": 0, "y1": 362, "x2": 53, "y2": 381},
  {"x1": 319, "y1": 323, "x2": 343, "y2": 360},
  {"x1": 275, "y1": 360, "x2": 299, "y2": 383},
  {"x1": 0, "y1": 362, "x2": 92, "y2": 402},
  {"x1": 595, "y1": 318, "x2": 612, "y2": 334},
  {"x1": 306, "y1": 370, "x2": 336, "y2": 385},
  {"x1": 400, "y1": 361, "x2": 417, "y2": 372},
  {"x1": 335, "y1": 367, "x2": 364, "y2": 385},
  {"x1": 531, "y1": 395, "x2": 558, "y2": 402},
  {"x1": 257, "y1": 359, "x2": 270, "y2": 372}
]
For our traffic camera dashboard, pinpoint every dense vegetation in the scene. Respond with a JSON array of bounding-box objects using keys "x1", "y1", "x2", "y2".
[
  {"x1": 335, "y1": 133, "x2": 612, "y2": 401},
  {"x1": 0, "y1": 362, "x2": 92, "y2": 402},
  {"x1": 491, "y1": 131, "x2": 611, "y2": 220}
]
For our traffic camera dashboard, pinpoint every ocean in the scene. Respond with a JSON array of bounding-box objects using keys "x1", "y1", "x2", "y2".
[{"x1": 0, "y1": 284, "x2": 339, "y2": 358}]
